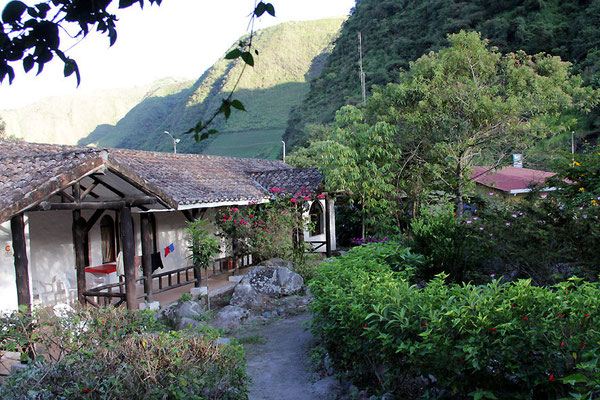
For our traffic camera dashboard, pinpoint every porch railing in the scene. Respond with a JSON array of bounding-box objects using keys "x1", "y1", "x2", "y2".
[{"x1": 82, "y1": 254, "x2": 253, "y2": 307}]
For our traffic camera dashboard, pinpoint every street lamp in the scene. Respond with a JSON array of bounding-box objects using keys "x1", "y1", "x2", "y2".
[{"x1": 163, "y1": 130, "x2": 180, "y2": 154}]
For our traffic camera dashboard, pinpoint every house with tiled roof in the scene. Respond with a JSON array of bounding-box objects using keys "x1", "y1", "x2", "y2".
[{"x1": 0, "y1": 139, "x2": 336, "y2": 311}]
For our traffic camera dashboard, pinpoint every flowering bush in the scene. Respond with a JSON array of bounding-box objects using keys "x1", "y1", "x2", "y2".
[
  {"x1": 310, "y1": 242, "x2": 600, "y2": 399},
  {"x1": 215, "y1": 187, "x2": 317, "y2": 262}
]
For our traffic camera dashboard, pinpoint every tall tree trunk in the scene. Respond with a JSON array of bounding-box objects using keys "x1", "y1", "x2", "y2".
[
  {"x1": 455, "y1": 158, "x2": 464, "y2": 219},
  {"x1": 361, "y1": 195, "x2": 366, "y2": 240}
]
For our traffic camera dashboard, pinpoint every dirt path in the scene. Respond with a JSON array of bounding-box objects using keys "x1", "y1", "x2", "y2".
[{"x1": 238, "y1": 312, "x2": 340, "y2": 400}]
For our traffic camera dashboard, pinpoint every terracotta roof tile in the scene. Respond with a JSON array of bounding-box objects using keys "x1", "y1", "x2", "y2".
[
  {"x1": 471, "y1": 166, "x2": 556, "y2": 192},
  {"x1": 251, "y1": 168, "x2": 323, "y2": 195},
  {"x1": 0, "y1": 139, "x2": 319, "y2": 222}
]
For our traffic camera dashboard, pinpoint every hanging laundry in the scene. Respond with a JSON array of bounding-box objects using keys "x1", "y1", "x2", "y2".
[{"x1": 164, "y1": 243, "x2": 175, "y2": 257}]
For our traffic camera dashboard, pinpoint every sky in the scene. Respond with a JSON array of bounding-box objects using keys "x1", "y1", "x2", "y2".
[{"x1": 0, "y1": 0, "x2": 355, "y2": 109}]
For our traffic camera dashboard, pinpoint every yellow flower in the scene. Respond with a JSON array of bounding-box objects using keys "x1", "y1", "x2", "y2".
[
  {"x1": 573, "y1": 160, "x2": 581, "y2": 166},
  {"x1": 592, "y1": 200, "x2": 598, "y2": 206},
  {"x1": 579, "y1": 187, "x2": 585, "y2": 192}
]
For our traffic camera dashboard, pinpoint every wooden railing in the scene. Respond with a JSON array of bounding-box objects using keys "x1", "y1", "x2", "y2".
[
  {"x1": 307, "y1": 240, "x2": 326, "y2": 252},
  {"x1": 82, "y1": 254, "x2": 254, "y2": 307}
]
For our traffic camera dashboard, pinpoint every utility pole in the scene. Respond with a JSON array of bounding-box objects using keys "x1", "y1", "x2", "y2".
[
  {"x1": 281, "y1": 140, "x2": 286, "y2": 164},
  {"x1": 358, "y1": 31, "x2": 366, "y2": 106}
]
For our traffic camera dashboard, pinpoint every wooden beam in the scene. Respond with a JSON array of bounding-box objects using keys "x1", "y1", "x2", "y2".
[
  {"x1": 139, "y1": 213, "x2": 154, "y2": 303},
  {"x1": 34, "y1": 197, "x2": 157, "y2": 211},
  {"x1": 80, "y1": 182, "x2": 99, "y2": 200},
  {"x1": 11, "y1": 214, "x2": 31, "y2": 310},
  {"x1": 181, "y1": 210, "x2": 195, "y2": 223},
  {"x1": 91, "y1": 176, "x2": 125, "y2": 198},
  {"x1": 72, "y1": 210, "x2": 87, "y2": 305},
  {"x1": 79, "y1": 183, "x2": 100, "y2": 199},
  {"x1": 57, "y1": 190, "x2": 75, "y2": 203},
  {"x1": 84, "y1": 210, "x2": 105, "y2": 234},
  {"x1": 121, "y1": 207, "x2": 137, "y2": 309}
]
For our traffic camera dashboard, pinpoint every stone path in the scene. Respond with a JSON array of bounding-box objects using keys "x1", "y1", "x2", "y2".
[{"x1": 238, "y1": 312, "x2": 340, "y2": 400}]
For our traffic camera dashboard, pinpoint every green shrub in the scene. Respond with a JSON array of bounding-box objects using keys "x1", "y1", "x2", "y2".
[
  {"x1": 309, "y1": 243, "x2": 600, "y2": 399},
  {"x1": 407, "y1": 207, "x2": 484, "y2": 282},
  {"x1": 0, "y1": 307, "x2": 249, "y2": 400}
]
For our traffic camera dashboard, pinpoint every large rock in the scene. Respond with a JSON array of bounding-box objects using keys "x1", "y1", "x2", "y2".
[
  {"x1": 239, "y1": 265, "x2": 304, "y2": 297},
  {"x1": 160, "y1": 300, "x2": 206, "y2": 330},
  {"x1": 230, "y1": 283, "x2": 264, "y2": 309},
  {"x1": 212, "y1": 305, "x2": 250, "y2": 331}
]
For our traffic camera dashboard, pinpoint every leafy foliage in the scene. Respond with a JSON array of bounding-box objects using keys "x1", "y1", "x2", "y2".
[
  {"x1": 185, "y1": 218, "x2": 220, "y2": 269},
  {"x1": 285, "y1": 0, "x2": 600, "y2": 152},
  {"x1": 310, "y1": 244, "x2": 600, "y2": 399},
  {"x1": 0, "y1": 306, "x2": 248, "y2": 399}
]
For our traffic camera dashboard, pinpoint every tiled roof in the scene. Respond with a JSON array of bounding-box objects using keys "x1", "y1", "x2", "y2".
[
  {"x1": 0, "y1": 139, "x2": 316, "y2": 222},
  {"x1": 252, "y1": 168, "x2": 323, "y2": 195},
  {"x1": 108, "y1": 148, "x2": 292, "y2": 205},
  {"x1": 0, "y1": 147, "x2": 106, "y2": 222},
  {"x1": 471, "y1": 166, "x2": 556, "y2": 193}
]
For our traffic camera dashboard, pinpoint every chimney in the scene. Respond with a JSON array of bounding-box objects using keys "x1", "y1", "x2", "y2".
[{"x1": 513, "y1": 154, "x2": 523, "y2": 168}]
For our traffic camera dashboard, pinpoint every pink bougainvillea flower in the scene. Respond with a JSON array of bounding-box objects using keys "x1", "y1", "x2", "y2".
[
  {"x1": 249, "y1": 214, "x2": 254, "y2": 218},
  {"x1": 303, "y1": 196, "x2": 310, "y2": 200},
  {"x1": 318, "y1": 193, "x2": 325, "y2": 199},
  {"x1": 560, "y1": 341, "x2": 564, "y2": 347},
  {"x1": 290, "y1": 198, "x2": 298, "y2": 203}
]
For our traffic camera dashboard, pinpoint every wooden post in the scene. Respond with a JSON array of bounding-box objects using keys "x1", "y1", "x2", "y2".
[
  {"x1": 140, "y1": 213, "x2": 153, "y2": 303},
  {"x1": 325, "y1": 195, "x2": 333, "y2": 257},
  {"x1": 11, "y1": 214, "x2": 31, "y2": 310},
  {"x1": 121, "y1": 207, "x2": 137, "y2": 309},
  {"x1": 72, "y1": 210, "x2": 87, "y2": 305}
]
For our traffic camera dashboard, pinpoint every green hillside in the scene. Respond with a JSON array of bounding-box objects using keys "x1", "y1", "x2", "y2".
[
  {"x1": 285, "y1": 0, "x2": 600, "y2": 152},
  {"x1": 0, "y1": 82, "x2": 170, "y2": 145},
  {"x1": 80, "y1": 18, "x2": 344, "y2": 158}
]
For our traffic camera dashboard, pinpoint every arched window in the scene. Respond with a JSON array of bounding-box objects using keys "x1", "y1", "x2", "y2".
[
  {"x1": 309, "y1": 201, "x2": 324, "y2": 236},
  {"x1": 100, "y1": 215, "x2": 116, "y2": 263}
]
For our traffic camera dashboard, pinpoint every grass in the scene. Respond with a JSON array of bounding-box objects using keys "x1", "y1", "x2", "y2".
[
  {"x1": 237, "y1": 334, "x2": 267, "y2": 345},
  {"x1": 202, "y1": 128, "x2": 284, "y2": 159}
]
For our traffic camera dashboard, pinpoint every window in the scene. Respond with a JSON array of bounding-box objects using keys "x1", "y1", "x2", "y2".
[
  {"x1": 100, "y1": 215, "x2": 116, "y2": 263},
  {"x1": 309, "y1": 201, "x2": 324, "y2": 236}
]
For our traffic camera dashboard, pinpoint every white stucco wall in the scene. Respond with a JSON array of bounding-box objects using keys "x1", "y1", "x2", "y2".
[
  {"x1": 0, "y1": 219, "x2": 26, "y2": 312},
  {"x1": 302, "y1": 199, "x2": 336, "y2": 252}
]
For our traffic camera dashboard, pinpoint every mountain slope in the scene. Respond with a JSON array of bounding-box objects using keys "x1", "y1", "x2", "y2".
[
  {"x1": 0, "y1": 79, "x2": 187, "y2": 145},
  {"x1": 81, "y1": 18, "x2": 344, "y2": 158},
  {"x1": 284, "y1": 0, "x2": 600, "y2": 151}
]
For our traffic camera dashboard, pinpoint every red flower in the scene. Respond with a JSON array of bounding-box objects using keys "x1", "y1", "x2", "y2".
[
  {"x1": 558, "y1": 314, "x2": 563, "y2": 318},
  {"x1": 363, "y1": 324, "x2": 367, "y2": 329},
  {"x1": 490, "y1": 328, "x2": 497, "y2": 332},
  {"x1": 422, "y1": 322, "x2": 428, "y2": 327},
  {"x1": 549, "y1": 374, "x2": 554, "y2": 382},
  {"x1": 580, "y1": 343, "x2": 586, "y2": 347},
  {"x1": 115, "y1": 324, "x2": 118, "y2": 327},
  {"x1": 560, "y1": 341, "x2": 564, "y2": 347},
  {"x1": 522, "y1": 316, "x2": 528, "y2": 320},
  {"x1": 584, "y1": 314, "x2": 590, "y2": 318},
  {"x1": 566, "y1": 291, "x2": 569, "y2": 295},
  {"x1": 83, "y1": 388, "x2": 91, "y2": 393},
  {"x1": 249, "y1": 214, "x2": 254, "y2": 218}
]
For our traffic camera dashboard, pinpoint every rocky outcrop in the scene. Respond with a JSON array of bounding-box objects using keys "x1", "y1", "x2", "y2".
[{"x1": 212, "y1": 305, "x2": 250, "y2": 331}]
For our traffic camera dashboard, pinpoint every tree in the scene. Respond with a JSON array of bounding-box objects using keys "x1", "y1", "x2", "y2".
[
  {"x1": 368, "y1": 31, "x2": 598, "y2": 218},
  {"x1": 322, "y1": 105, "x2": 402, "y2": 238},
  {"x1": 0, "y1": 0, "x2": 274, "y2": 140}
]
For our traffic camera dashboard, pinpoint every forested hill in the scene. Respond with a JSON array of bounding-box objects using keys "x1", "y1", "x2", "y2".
[
  {"x1": 284, "y1": 0, "x2": 600, "y2": 150},
  {"x1": 79, "y1": 18, "x2": 344, "y2": 158}
]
